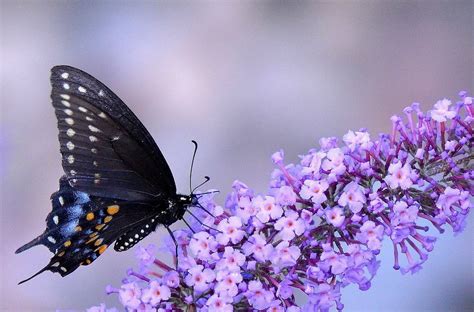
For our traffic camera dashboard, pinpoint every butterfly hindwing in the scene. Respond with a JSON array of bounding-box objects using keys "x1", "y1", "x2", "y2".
[
  {"x1": 16, "y1": 177, "x2": 162, "y2": 283},
  {"x1": 114, "y1": 217, "x2": 161, "y2": 252},
  {"x1": 51, "y1": 65, "x2": 176, "y2": 201}
]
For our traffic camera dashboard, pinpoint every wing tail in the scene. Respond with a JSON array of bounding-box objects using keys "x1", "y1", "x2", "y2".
[
  {"x1": 15, "y1": 234, "x2": 43, "y2": 254},
  {"x1": 18, "y1": 265, "x2": 49, "y2": 285}
]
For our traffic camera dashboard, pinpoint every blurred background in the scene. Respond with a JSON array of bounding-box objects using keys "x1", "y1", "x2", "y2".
[{"x1": 1, "y1": 1, "x2": 472, "y2": 311}]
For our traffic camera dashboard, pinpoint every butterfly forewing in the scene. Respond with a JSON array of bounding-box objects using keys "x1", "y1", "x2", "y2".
[
  {"x1": 51, "y1": 66, "x2": 176, "y2": 200},
  {"x1": 17, "y1": 66, "x2": 193, "y2": 284}
]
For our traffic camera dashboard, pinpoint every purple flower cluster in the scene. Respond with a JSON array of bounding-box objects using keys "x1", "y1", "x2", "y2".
[{"x1": 91, "y1": 92, "x2": 472, "y2": 311}]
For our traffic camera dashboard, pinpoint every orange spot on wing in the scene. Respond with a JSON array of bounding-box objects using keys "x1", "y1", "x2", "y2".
[
  {"x1": 97, "y1": 244, "x2": 108, "y2": 254},
  {"x1": 107, "y1": 205, "x2": 120, "y2": 215},
  {"x1": 86, "y1": 212, "x2": 95, "y2": 221}
]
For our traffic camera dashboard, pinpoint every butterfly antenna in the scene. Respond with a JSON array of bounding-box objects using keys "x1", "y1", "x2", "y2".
[
  {"x1": 192, "y1": 176, "x2": 210, "y2": 194},
  {"x1": 189, "y1": 140, "x2": 199, "y2": 194}
]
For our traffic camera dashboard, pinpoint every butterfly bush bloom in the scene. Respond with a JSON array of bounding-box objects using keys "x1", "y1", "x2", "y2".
[{"x1": 100, "y1": 92, "x2": 472, "y2": 311}]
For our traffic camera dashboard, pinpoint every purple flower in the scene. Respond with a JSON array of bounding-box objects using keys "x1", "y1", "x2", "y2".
[
  {"x1": 215, "y1": 247, "x2": 246, "y2": 272},
  {"x1": 141, "y1": 280, "x2": 171, "y2": 306},
  {"x1": 321, "y1": 148, "x2": 346, "y2": 176},
  {"x1": 215, "y1": 270, "x2": 243, "y2": 297},
  {"x1": 118, "y1": 282, "x2": 142, "y2": 310},
  {"x1": 299, "y1": 179, "x2": 329, "y2": 205},
  {"x1": 235, "y1": 196, "x2": 258, "y2": 224},
  {"x1": 356, "y1": 221, "x2": 384, "y2": 251},
  {"x1": 242, "y1": 233, "x2": 274, "y2": 262},
  {"x1": 162, "y1": 270, "x2": 180, "y2": 288},
  {"x1": 391, "y1": 201, "x2": 419, "y2": 226},
  {"x1": 325, "y1": 206, "x2": 346, "y2": 227},
  {"x1": 319, "y1": 245, "x2": 348, "y2": 275},
  {"x1": 275, "y1": 185, "x2": 297, "y2": 206},
  {"x1": 343, "y1": 130, "x2": 372, "y2": 151},
  {"x1": 101, "y1": 91, "x2": 472, "y2": 311},
  {"x1": 273, "y1": 241, "x2": 301, "y2": 269},
  {"x1": 184, "y1": 265, "x2": 215, "y2": 292},
  {"x1": 189, "y1": 231, "x2": 217, "y2": 260},
  {"x1": 301, "y1": 151, "x2": 325, "y2": 175},
  {"x1": 135, "y1": 244, "x2": 157, "y2": 269},
  {"x1": 206, "y1": 293, "x2": 233, "y2": 312},
  {"x1": 216, "y1": 216, "x2": 245, "y2": 245},
  {"x1": 253, "y1": 195, "x2": 283, "y2": 223},
  {"x1": 431, "y1": 98, "x2": 456, "y2": 122},
  {"x1": 436, "y1": 186, "x2": 469, "y2": 215},
  {"x1": 245, "y1": 280, "x2": 275, "y2": 310},
  {"x1": 274, "y1": 210, "x2": 306, "y2": 241},
  {"x1": 337, "y1": 182, "x2": 366, "y2": 214},
  {"x1": 384, "y1": 161, "x2": 413, "y2": 190},
  {"x1": 304, "y1": 283, "x2": 342, "y2": 312}
]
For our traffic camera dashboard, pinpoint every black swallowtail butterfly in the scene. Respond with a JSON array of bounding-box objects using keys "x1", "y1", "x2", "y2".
[{"x1": 16, "y1": 65, "x2": 200, "y2": 284}]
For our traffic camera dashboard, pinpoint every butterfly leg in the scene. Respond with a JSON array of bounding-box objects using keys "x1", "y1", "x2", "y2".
[
  {"x1": 186, "y1": 210, "x2": 219, "y2": 232},
  {"x1": 165, "y1": 226, "x2": 179, "y2": 269}
]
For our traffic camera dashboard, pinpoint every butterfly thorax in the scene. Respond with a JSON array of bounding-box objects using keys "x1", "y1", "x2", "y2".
[{"x1": 155, "y1": 194, "x2": 195, "y2": 226}]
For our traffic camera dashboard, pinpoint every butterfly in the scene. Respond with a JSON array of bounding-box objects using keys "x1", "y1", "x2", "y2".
[{"x1": 16, "y1": 65, "x2": 202, "y2": 284}]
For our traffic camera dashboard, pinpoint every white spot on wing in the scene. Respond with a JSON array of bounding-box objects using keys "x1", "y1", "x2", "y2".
[
  {"x1": 61, "y1": 72, "x2": 69, "y2": 79},
  {"x1": 58, "y1": 196, "x2": 64, "y2": 206},
  {"x1": 78, "y1": 86, "x2": 86, "y2": 93},
  {"x1": 67, "y1": 128, "x2": 75, "y2": 137},
  {"x1": 70, "y1": 169, "x2": 77, "y2": 176},
  {"x1": 60, "y1": 94, "x2": 70, "y2": 100},
  {"x1": 61, "y1": 100, "x2": 71, "y2": 107},
  {"x1": 64, "y1": 109, "x2": 73, "y2": 116},
  {"x1": 67, "y1": 155, "x2": 74, "y2": 164},
  {"x1": 91, "y1": 148, "x2": 98, "y2": 153},
  {"x1": 78, "y1": 106, "x2": 87, "y2": 113},
  {"x1": 65, "y1": 118, "x2": 74, "y2": 125},
  {"x1": 98, "y1": 112, "x2": 107, "y2": 119},
  {"x1": 47, "y1": 236, "x2": 56, "y2": 244},
  {"x1": 60, "y1": 266, "x2": 67, "y2": 272},
  {"x1": 89, "y1": 136, "x2": 98, "y2": 142},
  {"x1": 98, "y1": 90, "x2": 104, "y2": 96},
  {"x1": 53, "y1": 215, "x2": 59, "y2": 224},
  {"x1": 63, "y1": 83, "x2": 70, "y2": 90},
  {"x1": 93, "y1": 161, "x2": 98, "y2": 166},
  {"x1": 66, "y1": 141, "x2": 75, "y2": 150},
  {"x1": 51, "y1": 262, "x2": 60, "y2": 267},
  {"x1": 88, "y1": 125, "x2": 100, "y2": 132},
  {"x1": 86, "y1": 116, "x2": 93, "y2": 121}
]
